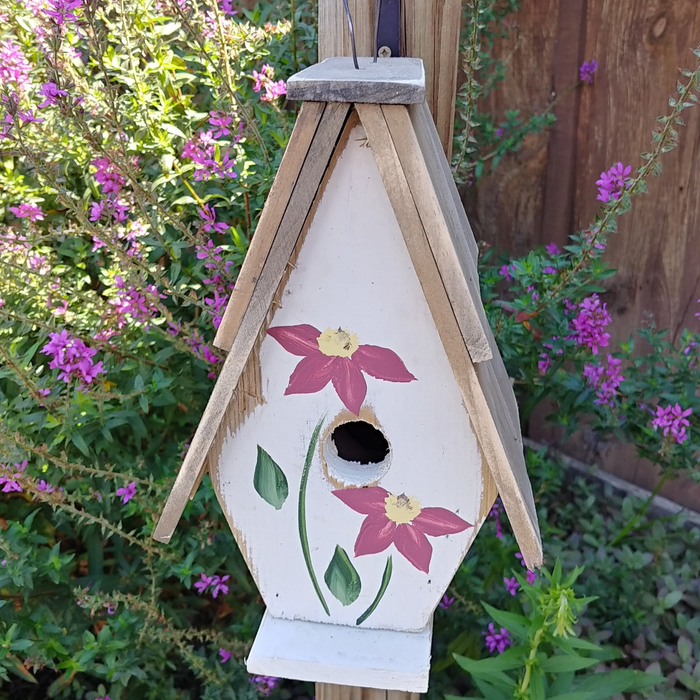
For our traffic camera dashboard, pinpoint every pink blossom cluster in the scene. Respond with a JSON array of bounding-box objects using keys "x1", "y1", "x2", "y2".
[
  {"x1": 109, "y1": 275, "x2": 163, "y2": 328},
  {"x1": 583, "y1": 355, "x2": 624, "y2": 407},
  {"x1": 651, "y1": 403, "x2": 693, "y2": 445},
  {"x1": 181, "y1": 111, "x2": 241, "y2": 182},
  {"x1": 571, "y1": 294, "x2": 611, "y2": 355},
  {"x1": 483, "y1": 623, "x2": 512, "y2": 654},
  {"x1": 252, "y1": 64, "x2": 287, "y2": 102},
  {"x1": 193, "y1": 573, "x2": 230, "y2": 598},
  {"x1": 43, "y1": 0, "x2": 82, "y2": 25},
  {"x1": 41, "y1": 330, "x2": 106, "y2": 386},
  {"x1": 596, "y1": 162, "x2": 632, "y2": 203},
  {"x1": 0, "y1": 460, "x2": 27, "y2": 493},
  {"x1": 250, "y1": 675, "x2": 280, "y2": 696},
  {"x1": 9, "y1": 203, "x2": 45, "y2": 222},
  {"x1": 0, "y1": 39, "x2": 32, "y2": 92},
  {"x1": 89, "y1": 156, "x2": 138, "y2": 230}
]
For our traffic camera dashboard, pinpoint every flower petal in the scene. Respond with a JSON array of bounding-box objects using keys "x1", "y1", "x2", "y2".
[
  {"x1": 332, "y1": 486, "x2": 389, "y2": 515},
  {"x1": 394, "y1": 523, "x2": 432, "y2": 573},
  {"x1": 267, "y1": 324, "x2": 322, "y2": 356},
  {"x1": 331, "y1": 357, "x2": 367, "y2": 414},
  {"x1": 285, "y1": 355, "x2": 337, "y2": 395},
  {"x1": 412, "y1": 507, "x2": 472, "y2": 537},
  {"x1": 353, "y1": 345, "x2": 416, "y2": 383},
  {"x1": 354, "y1": 514, "x2": 396, "y2": 557}
]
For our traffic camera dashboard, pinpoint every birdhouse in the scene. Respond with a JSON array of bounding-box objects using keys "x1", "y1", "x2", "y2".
[{"x1": 154, "y1": 57, "x2": 542, "y2": 693}]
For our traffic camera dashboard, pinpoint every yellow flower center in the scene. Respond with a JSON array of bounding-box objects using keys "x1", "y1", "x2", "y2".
[
  {"x1": 317, "y1": 327, "x2": 359, "y2": 358},
  {"x1": 384, "y1": 493, "x2": 422, "y2": 525}
]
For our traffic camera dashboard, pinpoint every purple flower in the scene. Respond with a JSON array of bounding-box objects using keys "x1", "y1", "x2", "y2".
[
  {"x1": 89, "y1": 200, "x2": 105, "y2": 222},
  {"x1": 250, "y1": 675, "x2": 280, "y2": 696},
  {"x1": 579, "y1": 60, "x2": 599, "y2": 84},
  {"x1": 211, "y1": 574, "x2": 230, "y2": 598},
  {"x1": 515, "y1": 552, "x2": 537, "y2": 585},
  {"x1": 483, "y1": 623, "x2": 512, "y2": 654},
  {"x1": 92, "y1": 157, "x2": 125, "y2": 195},
  {"x1": 252, "y1": 64, "x2": 287, "y2": 102},
  {"x1": 545, "y1": 242, "x2": 560, "y2": 255},
  {"x1": 571, "y1": 294, "x2": 611, "y2": 355},
  {"x1": 41, "y1": 330, "x2": 106, "y2": 386},
  {"x1": 106, "y1": 603, "x2": 116, "y2": 614},
  {"x1": 38, "y1": 82, "x2": 68, "y2": 108},
  {"x1": 36, "y1": 479, "x2": 55, "y2": 493},
  {"x1": 596, "y1": 162, "x2": 632, "y2": 203},
  {"x1": 9, "y1": 203, "x2": 44, "y2": 222},
  {"x1": 219, "y1": 648, "x2": 232, "y2": 663},
  {"x1": 198, "y1": 204, "x2": 229, "y2": 235},
  {"x1": 116, "y1": 481, "x2": 136, "y2": 504},
  {"x1": 0, "y1": 460, "x2": 26, "y2": 493},
  {"x1": 652, "y1": 403, "x2": 692, "y2": 445},
  {"x1": 194, "y1": 574, "x2": 214, "y2": 594},
  {"x1": 498, "y1": 264, "x2": 515, "y2": 281},
  {"x1": 543, "y1": 266, "x2": 557, "y2": 275},
  {"x1": 504, "y1": 576, "x2": 519, "y2": 596},
  {"x1": 209, "y1": 111, "x2": 232, "y2": 139},
  {"x1": 489, "y1": 497, "x2": 503, "y2": 538},
  {"x1": 43, "y1": 0, "x2": 82, "y2": 25},
  {"x1": 439, "y1": 593, "x2": 454, "y2": 609},
  {"x1": 584, "y1": 356, "x2": 624, "y2": 407},
  {"x1": 0, "y1": 39, "x2": 32, "y2": 92},
  {"x1": 538, "y1": 353, "x2": 551, "y2": 376}
]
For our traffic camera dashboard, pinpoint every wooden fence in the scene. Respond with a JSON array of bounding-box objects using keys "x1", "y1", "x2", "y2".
[{"x1": 464, "y1": 0, "x2": 700, "y2": 509}]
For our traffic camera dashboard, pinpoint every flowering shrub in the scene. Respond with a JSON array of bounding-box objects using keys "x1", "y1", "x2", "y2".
[{"x1": 0, "y1": 0, "x2": 312, "y2": 695}]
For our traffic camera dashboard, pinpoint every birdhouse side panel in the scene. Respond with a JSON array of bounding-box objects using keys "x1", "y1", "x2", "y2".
[{"x1": 212, "y1": 123, "x2": 491, "y2": 633}]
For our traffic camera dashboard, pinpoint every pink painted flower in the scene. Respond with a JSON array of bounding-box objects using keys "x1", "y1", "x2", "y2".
[
  {"x1": 219, "y1": 648, "x2": 232, "y2": 663},
  {"x1": 332, "y1": 486, "x2": 471, "y2": 574},
  {"x1": 116, "y1": 481, "x2": 136, "y2": 504},
  {"x1": 267, "y1": 325, "x2": 416, "y2": 415},
  {"x1": 596, "y1": 162, "x2": 632, "y2": 203}
]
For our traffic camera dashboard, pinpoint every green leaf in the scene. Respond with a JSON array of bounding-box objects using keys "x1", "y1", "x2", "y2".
[
  {"x1": 253, "y1": 446, "x2": 288, "y2": 509},
  {"x1": 481, "y1": 602, "x2": 529, "y2": 640},
  {"x1": 453, "y1": 647, "x2": 524, "y2": 673},
  {"x1": 547, "y1": 693, "x2": 595, "y2": 700},
  {"x1": 70, "y1": 432, "x2": 90, "y2": 457},
  {"x1": 324, "y1": 545, "x2": 361, "y2": 606},
  {"x1": 540, "y1": 655, "x2": 599, "y2": 673},
  {"x1": 574, "y1": 669, "x2": 663, "y2": 699}
]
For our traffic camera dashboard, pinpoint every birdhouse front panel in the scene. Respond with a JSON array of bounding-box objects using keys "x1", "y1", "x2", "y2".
[{"x1": 212, "y1": 118, "x2": 493, "y2": 633}]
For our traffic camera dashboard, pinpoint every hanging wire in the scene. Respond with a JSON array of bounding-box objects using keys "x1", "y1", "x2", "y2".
[
  {"x1": 341, "y1": 0, "x2": 360, "y2": 69},
  {"x1": 373, "y1": 0, "x2": 381, "y2": 62}
]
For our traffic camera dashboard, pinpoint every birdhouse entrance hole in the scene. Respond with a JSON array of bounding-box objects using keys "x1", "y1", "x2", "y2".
[{"x1": 322, "y1": 414, "x2": 391, "y2": 487}]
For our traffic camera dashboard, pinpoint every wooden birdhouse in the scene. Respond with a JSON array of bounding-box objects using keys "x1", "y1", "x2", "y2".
[{"x1": 154, "y1": 57, "x2": 542, "y2": 693}]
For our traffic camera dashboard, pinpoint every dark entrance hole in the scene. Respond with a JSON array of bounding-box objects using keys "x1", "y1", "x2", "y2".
[{"x1": 331, "y1": 421, "x2": 389, "y2": 465}]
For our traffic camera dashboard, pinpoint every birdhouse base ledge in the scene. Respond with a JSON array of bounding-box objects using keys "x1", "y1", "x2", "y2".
[{"x1": 247, "y1": 611, "x2": 432, "y2": 692}]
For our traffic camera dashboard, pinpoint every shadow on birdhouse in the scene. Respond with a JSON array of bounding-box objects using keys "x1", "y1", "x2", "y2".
[{"x1": 153, "y1": 57, "x2": 542, "y2": 693}]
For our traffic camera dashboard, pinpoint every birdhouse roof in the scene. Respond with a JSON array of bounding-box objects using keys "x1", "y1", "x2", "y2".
[{"x1": 153, "y1": 59, "x2": 542, "y2": 569}]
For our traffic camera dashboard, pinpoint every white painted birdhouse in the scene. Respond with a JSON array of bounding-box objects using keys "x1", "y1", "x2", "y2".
[{"x1": 154, "y1": 58, "x2": 542, "y2": 693}]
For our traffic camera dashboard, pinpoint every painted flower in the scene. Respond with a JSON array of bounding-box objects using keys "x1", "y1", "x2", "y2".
[
  {"x1": 267, "y1": 325, "x2": 416, "y2": 415},
  {"x1": 332, "y1": 486, "x2": 472, "y2": 573}
]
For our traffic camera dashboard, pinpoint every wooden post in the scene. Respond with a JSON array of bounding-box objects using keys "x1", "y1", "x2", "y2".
[
  {"x1": 317, "y1": 684, "x2": 420, "y2": 700},
  {"x1": 317, "y1": 0, "x2": 462, "y2": 159}
]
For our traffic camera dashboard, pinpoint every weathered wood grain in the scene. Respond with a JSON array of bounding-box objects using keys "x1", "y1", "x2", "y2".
[
  {"x1": 287, "y1": 57, "x2": 425, "y2": 105},
  {"x1": 358, "y1": 103, "x2": 542, "y2": 568},
  {"x1": 317, "y1": 684, "x2": 419, "y2": 700},
  {"x1": 317, "y1": 0, "x2": 461, "y2": 158},
  {"x1": 214, "y1": 101, "x2": 325, "y2": 351},
  {"x1": 153, "y1": 103, "x2": 351, "y2": 543}
]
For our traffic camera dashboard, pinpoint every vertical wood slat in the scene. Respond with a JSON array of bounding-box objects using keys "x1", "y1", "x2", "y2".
[
  {"x1": 316, "y1": 683, "x2": 420, "y2": 700},
  {"x1": 317, "y1": 0, "x2": 462, "y2": 158}
]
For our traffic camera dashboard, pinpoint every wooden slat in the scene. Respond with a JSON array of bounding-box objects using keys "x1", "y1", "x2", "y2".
[
  {"x1": 317, "y1": 0, "x2": 461, "y2": 159},
  {"x1": 153, "y1": 103, "x2": 351, "y2": 543},
  {"x1": 214, "y1": 101, "x2": 326, "y2": 351},
  {"x1": 381, "y1": 103, "x2": 492, "y2": 363},
  {"x1": 316, "y1": 684, "x2": 418, "y2": 700},
  {"x1": 357, "y1": 103, "x2": 542, "y2": 568}
]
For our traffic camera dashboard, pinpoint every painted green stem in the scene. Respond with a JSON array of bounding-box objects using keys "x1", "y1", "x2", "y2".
[
  {"x1": 356, "y1": 556, "x2": 393, "y2": 626},
  {"x1": 298, "y1": 416, "x2": 329, "y2": 616}
]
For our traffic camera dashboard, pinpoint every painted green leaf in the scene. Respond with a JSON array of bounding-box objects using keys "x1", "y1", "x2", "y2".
[
  {"x1": 324, "y1": 545, "x2": 361, "y2": 606},
  {"x1": 253, "y1": 446, "x2": 288, "y2": 510}
]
